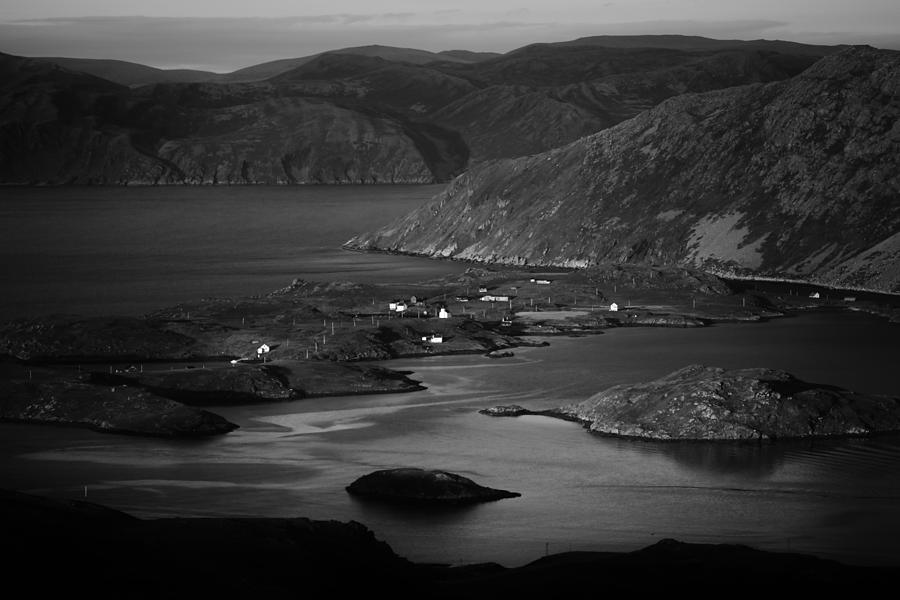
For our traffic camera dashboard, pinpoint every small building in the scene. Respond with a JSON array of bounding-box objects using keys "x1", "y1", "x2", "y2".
[
  {"x1": 480, "y1": 294, "x2": 510, "y2": 302},
  {"x1": 501, "y1": 315, "x2": 513, "y2": 326},
  {"x1": 843, "y1": 296, "x2": 856, "y2": 302},
  {"x1": 454, "y1": 296, "x2": 470, "y2": 302},
  {"x1": 609, "y1": 302, "x2": 619, "y2": 312},
  {"x1": 439, "y1": 307, "x2": 450, "y2": 319},
  {"x1": 809, "y1": 292, "x2": 820, "y2": 299},
  {"x1": 421, "y1": 334, "x2": 443, "y2": 343},
  {"x1": 395, "y1": 302, "x2": 408, "y2": 312},
  {"x1": 535, "y1": 279, "x2": 551, "y2": 285},
  {"x1": 256, "y1": 343, "x2": 270, "y2": 356},
  {"x1": 388, "y1": 301, "x2": 398, "y2": 310},
  {"x1": 478, "y1": 286, "x2": 488, "y2": 293}
]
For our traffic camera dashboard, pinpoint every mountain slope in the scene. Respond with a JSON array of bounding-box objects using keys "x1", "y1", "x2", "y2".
[
  {"x1": 222, "y1": 44, "x2": 484, "y2": 83},
  {"x1": 550, "y1": 34, "x2": 842, "y2": 56},
  {"x1": 0, "y1": 52, "x2": 449, "y2": 184},
  {"x1": 347, "y1": 47, "x2": 900, "y2": 292},
  {"x1": 431, "y1": 48, "x2": 817, "y2": 161},
  {"x1": 0, "y1": 38, "x2": 844, "y2": 185},
  {"x1": 39, "y1": 57, "x2": 219, "y2": 87}
]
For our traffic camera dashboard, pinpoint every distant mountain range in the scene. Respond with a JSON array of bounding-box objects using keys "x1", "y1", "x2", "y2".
[
  {"x1": 347, "y1": 46, "x2": 900, "y2": 292},
  {"x1": 1, "y1": 35, "x2": 838, "y2": 185}
]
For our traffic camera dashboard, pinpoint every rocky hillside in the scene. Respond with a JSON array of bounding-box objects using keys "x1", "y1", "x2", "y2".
[
  {"x1": 0, "y1": 37, "x2": 832, "y2": 185},
  {"x1": 557, "y1": 365, "x2": 900, "y2": 441},
  {"x1": 348, "y1": 47, "x2": 900, "y2": 292}
]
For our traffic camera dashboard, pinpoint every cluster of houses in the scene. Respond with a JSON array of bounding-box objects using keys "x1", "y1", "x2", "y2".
[{"x1": 387, "y1": 296, "x2": 452, "y2": 318}]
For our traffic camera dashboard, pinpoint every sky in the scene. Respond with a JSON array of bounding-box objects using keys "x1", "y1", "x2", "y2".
[{"x1": 1, "y1": 1, "x2": 898, "y2": 72}]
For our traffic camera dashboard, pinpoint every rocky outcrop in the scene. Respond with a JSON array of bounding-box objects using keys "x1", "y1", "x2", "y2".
[
  {"x1": 557, "y1": 364, "x2": 900, "y2": 440},
  {"x1": 479, "y1": 405, "x2": 532, "y2": 417},
  {"x1": 346, "y1": 468, "x2": 521, "y2": 504},
  {"x1": 0, "y1": 377, "x2": 237, "y2": 437},
  {"x1": 348, "y1": 47, "x2": 900, "y2": 292},
  {"x1": 98, "y1": 361, "x2": 424, "y2": 405}
]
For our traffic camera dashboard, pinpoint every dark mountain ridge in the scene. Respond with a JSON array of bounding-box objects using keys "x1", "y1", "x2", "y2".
[
  {"x1": 347, "y1": 46, "x2": 900, "y2": 292},
  {"x1": 0, "y1": 37, "x2": 841, "y2": 185}
]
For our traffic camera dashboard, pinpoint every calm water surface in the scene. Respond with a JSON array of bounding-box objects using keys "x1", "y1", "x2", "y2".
[
  {"x1": 1, "y1": 312, "x2": 898, "y2": 567},
  {"x1": 0, "y1": 186, "x2": 898, "y2": 567},
  {"x1": 0, "y1": 185, "x2": 463, "y2": 318}
]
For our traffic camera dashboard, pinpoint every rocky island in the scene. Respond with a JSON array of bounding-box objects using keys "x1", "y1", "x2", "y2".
[
  {"x1": 346, "y1": 468, "x2": 521, "y2": 504},
  {"x1": 483, "y1": 365, "x2": 900, "y2": 441}
]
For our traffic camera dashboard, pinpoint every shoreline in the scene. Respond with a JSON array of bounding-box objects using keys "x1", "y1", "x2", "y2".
[
  {"x1": 2, "y1": 262, "x2": 897, "y2": 438},
  {"x1": 341, "y1": 245, "x2": 900, "y2": 298}
]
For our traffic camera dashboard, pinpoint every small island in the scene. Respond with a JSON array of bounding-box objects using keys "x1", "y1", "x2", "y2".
[
  {"x1": 482, "y1": 365, "x2": 900, "y2": 441},
  {"x1": 346, "y1": 468, "x2": 521, "y2": 504}
]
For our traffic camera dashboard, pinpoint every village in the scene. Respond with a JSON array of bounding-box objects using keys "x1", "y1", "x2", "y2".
[{"x1": 131, "y1": 263, "x2": 824, "y2": 366}]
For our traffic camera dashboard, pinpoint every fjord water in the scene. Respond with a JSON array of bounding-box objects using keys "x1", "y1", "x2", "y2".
[
  {"x1": 1, "y1": 186, "x2": 899, "y2": 567},
  {"x1": 0, "y1": 185, "x2": 463, "y2": 318},
  {"x1": 1, "y1": 311, "x2": 899, "y2": 567}
]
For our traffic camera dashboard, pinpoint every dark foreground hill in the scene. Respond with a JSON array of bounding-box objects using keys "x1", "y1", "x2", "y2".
[
  {"x1": 0, "y1": 36, "x2": 834, "y2": 185},
  {"x1": 348, "y1": 47, "x2": 900, "y2": 292},
  {"x1": 4, "y1": 489, "x2": 897, "y2": 598}
]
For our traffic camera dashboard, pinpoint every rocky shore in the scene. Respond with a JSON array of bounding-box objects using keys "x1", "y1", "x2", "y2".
[
  {"x1": 0, "y1": 374, "x2": 237, "y2": 437},
  {"x1": 482, "y1": 365, "x2": 900, "y2": 441},
  {"x1": 4, "y1": 489, "x2": 897, "y2": 597}
]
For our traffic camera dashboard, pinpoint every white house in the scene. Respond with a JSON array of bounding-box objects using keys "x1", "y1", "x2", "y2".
[
  {"x1": 388, "y1": 301, "x2": 398, "y2": 310},
  {"x1": 809, "y1": 292, "x2": 820, "y2": 299},
  {"x1": 256, "y1": 343, "x2": 270, "y2": 356},
  {"x1": 395, "y1": 302, "x2": 408, "y2": 312},
  {"x1": 480, "y1": 294, "x2": 510, "y2": 302},
  {"x1": 439, "y1": 307, "x2": 450, "y2": 319},
  {"x1": 535, "y1": 279, "x2": 551, "y2": 285},
  {"x1": 609, "y1": 302, "x2": 619, "y2": 312},
  {"x1": 421, "y1": 334, "x2": 443, "y2": 344},
  {"x1": 478, "y1": 286, "x2": 488, "y2": 293}
]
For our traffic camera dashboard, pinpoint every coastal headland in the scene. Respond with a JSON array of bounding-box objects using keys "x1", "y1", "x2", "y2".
[{"x1": 1, "y1": 262, "x2": 898, "y2": 437}]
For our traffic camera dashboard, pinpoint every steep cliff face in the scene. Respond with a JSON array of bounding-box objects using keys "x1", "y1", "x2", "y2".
[
  {"x1": 1, "y1": 40, "x2": 827, "y2": 185},
  {"x1": 348, "y1": 47, "x2": 900, "y2": 292}
]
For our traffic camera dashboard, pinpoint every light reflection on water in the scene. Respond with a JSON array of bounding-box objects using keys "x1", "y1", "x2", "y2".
[{"x1": 2, "y1": 311, "x2": 899, "y2": 567}]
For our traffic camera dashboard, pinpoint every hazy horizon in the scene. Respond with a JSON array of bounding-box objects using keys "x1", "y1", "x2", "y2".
[{"x1": 1, "y1": 1, "x2": 899, "y2": 72}]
